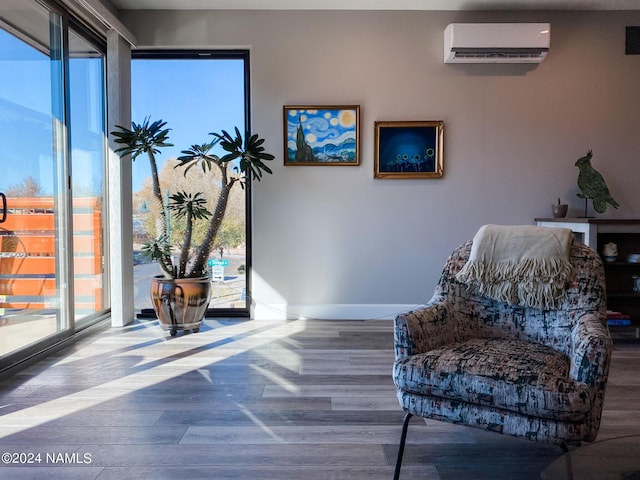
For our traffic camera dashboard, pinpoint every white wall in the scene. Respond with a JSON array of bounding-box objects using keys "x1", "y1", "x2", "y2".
[{"x1": 121, "y1": 9, "x2": 640, "y2": 319}]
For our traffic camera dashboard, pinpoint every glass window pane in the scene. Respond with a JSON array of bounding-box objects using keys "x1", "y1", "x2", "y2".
[
  {"x1": 0, "y1": 2, "x2": 67, "y2": 356},
  {"x1": 131, "y1": 56, "x2": 248, "y2": 316},
  {"x1": 69, "y1": 28, "x2": 106, "y2": 325}
]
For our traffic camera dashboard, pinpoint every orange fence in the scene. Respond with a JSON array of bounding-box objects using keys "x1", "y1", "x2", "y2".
[{"x1": 0, "y1": 197, "x2": 103, "y2": 313}]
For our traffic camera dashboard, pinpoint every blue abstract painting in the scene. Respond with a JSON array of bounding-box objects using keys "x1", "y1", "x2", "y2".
[
  {"x1": 284, "y1": 106, "x2": 360, "y2": 165},
  {"x1": 375, "y1": 121, "x2": 444, "y2": 179}
]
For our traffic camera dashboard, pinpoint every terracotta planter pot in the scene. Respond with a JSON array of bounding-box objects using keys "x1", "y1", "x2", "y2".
[{"x1": 150, "y1": 276, "x2": 211, "y2": 336}]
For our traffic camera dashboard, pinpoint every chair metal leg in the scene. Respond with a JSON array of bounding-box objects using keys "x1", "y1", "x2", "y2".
[
  {"x1": 560, "y1": 442, "x2": 574, "y2": 480},
  {"x1": 393, "y1": 412, "x2": 414, "y2": 480}
]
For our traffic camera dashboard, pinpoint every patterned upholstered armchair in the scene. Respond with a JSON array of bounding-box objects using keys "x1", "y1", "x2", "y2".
[{"x1": 392, "y1": 234, "x2": 612, "y2": 479}]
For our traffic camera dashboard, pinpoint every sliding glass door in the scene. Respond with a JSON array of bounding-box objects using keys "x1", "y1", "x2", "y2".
[
  {"x1": 68, "y1": 27, "x2": 107, "y2": 328},
  {"x1": 0, "y1": 0, "x2": 107, "y2": 362}
]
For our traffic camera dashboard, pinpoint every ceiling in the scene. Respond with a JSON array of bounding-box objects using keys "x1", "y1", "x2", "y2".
[{"x1": 109, "y1": 0, "x2": 640, "y2": 11}]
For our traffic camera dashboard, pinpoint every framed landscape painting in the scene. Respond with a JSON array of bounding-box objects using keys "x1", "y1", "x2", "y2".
[
  {"x1": 284, "y1": 105, "x2": 360, "y2": 166},
  {"x1": 374, "y1": 120, "x2": 444, "y2": 179}
]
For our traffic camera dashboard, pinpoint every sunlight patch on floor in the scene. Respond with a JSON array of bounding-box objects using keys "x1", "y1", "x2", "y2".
[{"x1": 0, "y1": 318, "x2": 308, "y2": 435}]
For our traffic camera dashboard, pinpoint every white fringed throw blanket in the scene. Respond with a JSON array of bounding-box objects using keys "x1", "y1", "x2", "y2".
[{"x1": 455, "y1": 224, "x2": 574, "y2": 310}]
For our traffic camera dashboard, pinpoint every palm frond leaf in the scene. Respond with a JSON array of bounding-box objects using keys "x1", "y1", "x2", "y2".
[{"x1": 112, "y1": 117, "x2": 173, "y2": 160}]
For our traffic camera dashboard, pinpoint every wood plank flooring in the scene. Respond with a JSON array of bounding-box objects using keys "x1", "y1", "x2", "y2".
[{"x1": 0, "y1": 318, "x2": 639, "y2": 479}]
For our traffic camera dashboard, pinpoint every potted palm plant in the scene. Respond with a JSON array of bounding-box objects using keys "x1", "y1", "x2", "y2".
[{"x1": 112, "y1": 118, "x2": 274, "y2": 335}]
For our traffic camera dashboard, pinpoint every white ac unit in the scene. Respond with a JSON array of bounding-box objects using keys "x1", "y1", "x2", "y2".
[{"x1": 444, "y1": 23, "x2": 550, "y2": 64}]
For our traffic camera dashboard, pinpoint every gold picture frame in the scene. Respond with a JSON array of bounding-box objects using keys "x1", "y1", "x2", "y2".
[
  {"x1": 284, "y1": 105, "x2": 360, "y2": 166},
  {"x1": 374, "y1": 120, "x2": 444, "y2": 179}
]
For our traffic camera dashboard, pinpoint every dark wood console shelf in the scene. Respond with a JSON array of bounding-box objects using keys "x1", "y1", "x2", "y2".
[{"x1": 535, "y1": 218, "x2": 640, "y2": 338}]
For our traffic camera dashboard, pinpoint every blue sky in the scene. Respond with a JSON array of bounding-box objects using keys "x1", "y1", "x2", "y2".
[
  {"x1": 0, "y1": 29, "x2": 54, "y2": 193},
  {"x1": 131, "y1": 59, "x2": 245, "y2": 191}
]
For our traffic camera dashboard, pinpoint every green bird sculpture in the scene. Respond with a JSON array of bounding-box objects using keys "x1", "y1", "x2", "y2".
[{"x1": 575, "y1": 150, "x2": 619, "y2": 214}]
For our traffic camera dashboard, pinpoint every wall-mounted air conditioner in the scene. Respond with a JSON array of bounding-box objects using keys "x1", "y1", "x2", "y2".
[{"x1": 444, "y1": 23, "x2": 550, "y2": 64}]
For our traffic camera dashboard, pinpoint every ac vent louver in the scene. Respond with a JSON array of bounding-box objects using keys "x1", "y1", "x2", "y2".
[{"x1": 451, "y1": 49, "x2": 548, "y2": 60}]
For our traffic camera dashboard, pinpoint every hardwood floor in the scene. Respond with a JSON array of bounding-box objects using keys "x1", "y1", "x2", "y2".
[{"x1": 0, "y1": 318, "x2": 638, "y2": 479}]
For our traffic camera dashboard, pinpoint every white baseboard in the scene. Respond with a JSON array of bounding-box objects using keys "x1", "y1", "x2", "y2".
[{"x1": 251, "y1": 303, "x2": 422, "y2": 320}]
